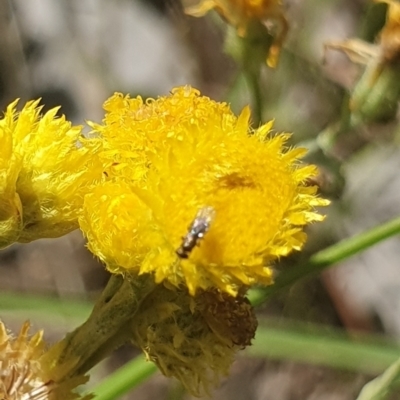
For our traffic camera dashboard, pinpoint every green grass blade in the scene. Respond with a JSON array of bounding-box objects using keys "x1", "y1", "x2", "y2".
[
  {"x1": 249, "y1": 322, "x2": 400, "y2": 375},
  {"x1": 356, "y1": 358, "x2": 400, "y2": 400},
  {"x1": 254, "y1": 215, "x2": 400, "y2": 303},
  {"x1": 89, "y1": 357, "x2": 157, "y2": 400}
]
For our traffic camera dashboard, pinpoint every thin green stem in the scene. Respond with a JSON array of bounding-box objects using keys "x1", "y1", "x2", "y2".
[
  {"x1": 356, "y1": 357, "x2": 400, "y2": 399},
  {"x1": 225, "y1": 71, "x2": 244, "y2": 103},
  {"x1": 245, "y1": 69, "x2": 263, "y2": 125},
  {"x1": 57, "y1": 274, "x2": 156, "y2": 376},
  {"x1": 89, "y1": 357, "x2": 157, "y2": 400},
  {"x1": 251, "y1": 322, "x2": 400, "y2": 375},
  {"x1": 252, "y1": 215, "x2": 400, "y2": 304}
]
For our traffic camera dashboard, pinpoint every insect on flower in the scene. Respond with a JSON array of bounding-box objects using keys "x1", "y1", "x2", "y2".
[{"x1": 176, "y1": 206, "x2": 216, "y2": 259}]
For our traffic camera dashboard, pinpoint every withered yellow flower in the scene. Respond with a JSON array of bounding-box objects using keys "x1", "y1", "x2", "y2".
[
  {"x1": 81, "y1": 86, "x2": 329, "y2": 296},
  {"x1": 325, "y1": 0, "x2": 400, "y2": 74},
  {"x1": 0, "y1": 99, "x2": 103, "y2": 248},
  {"x1": 324, "y1": 0, "x2": 400, "y2": 121},
  {"x1": 0, "y1": 321, "x2": 90, "y2": 400},
  {"x1": 130, "y1": 283, "x2": 257, "y2": 396},
  {"x1": 183, "y1": 0, "x2": 288, "y2": 67}
]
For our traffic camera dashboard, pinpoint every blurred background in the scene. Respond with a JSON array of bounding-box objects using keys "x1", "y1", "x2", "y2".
[{"x1": 1, "y1": 0, "x2": 400, "y2": 399}]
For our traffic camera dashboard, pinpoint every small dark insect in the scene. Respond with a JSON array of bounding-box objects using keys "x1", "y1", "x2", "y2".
[{"x1": 176, "y1": 206, "x2": 216, "y2": 259}]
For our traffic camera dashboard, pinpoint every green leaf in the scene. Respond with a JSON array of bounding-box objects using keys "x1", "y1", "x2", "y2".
[{"x1": 356, "y1": 358, "x2": 400, "y2": 400}]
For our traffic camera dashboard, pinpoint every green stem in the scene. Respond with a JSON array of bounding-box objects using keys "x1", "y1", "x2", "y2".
[
  {"x1": 356, "y1": 357, "x2": 400, "y2": 400},
  {"x1": 252, "y1": 215, "x2": 400, "y2": 304},
  {"x1": 251, "y1": 322, "x2": 400, "y2": 375},
  {"x1": 225, "y1": 71, "x2": 244, "y2": 104},
  {"x1": 315, "y1": 94, "x2": 353, "y2": 156},
  {"x1": 245, "y1": 69, "x2": 263, "y2": 125},
  {"x1": 89, "y1": 357, "x2": 157, "y2": 400},
  {"x1": 57, "y1": 274, "x2": 156, "y2": 376},
  {"x1": 317, "y1": 61, "x2": 400, "y2": 157}
]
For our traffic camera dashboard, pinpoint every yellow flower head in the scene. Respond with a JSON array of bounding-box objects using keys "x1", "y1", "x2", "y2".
[
  {"x1": 0, "y1": 321, "x2": 90, "y2": 400},
  {"x1": 183, "y1": 0, "x2": 288, "y2": 67},
  {"x1": 81, "y1": 86, "x2": 329, "y2": 296},
  {"x1": 131, "y1": 284, "x2": 257, "y2": 396},
  {"x1": 0, "y1": 99, "x2": 103, "y2": 248}
]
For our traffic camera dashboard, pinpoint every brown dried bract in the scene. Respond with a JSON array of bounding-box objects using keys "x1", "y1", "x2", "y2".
[{"x1": 198, "y1": 288, "x2": 258, "y2": 348}]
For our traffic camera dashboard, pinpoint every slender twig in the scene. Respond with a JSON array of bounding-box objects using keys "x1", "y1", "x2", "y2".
[
  {"x1": 244, "y1": 69, "x2": 263, "y2": 125},
  {"x1": 90, "y1": 357, "x2": 157, "y2": 400},
  {"x1": 251, "y1": 215, "x2": 400, "y2": 305}
]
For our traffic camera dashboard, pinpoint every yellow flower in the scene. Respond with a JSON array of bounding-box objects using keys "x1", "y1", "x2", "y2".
[
  {"x1": 130, "y1": 283, "x2": 257, "y2": 396},
  {"x1": 183, "y1": 0, "x2": 288, "y2": 67},
  {"x1": 80, "y1": 87, "x2": 328, "y2": 295},
  {"x1": 81, "y1": 86, "x2": 329, "y2": 296},
  {"x1": 87, "y1": 94, "x2": 150, "y2": 183},
  {"x1": 0, "y1": 99, "x2": 103, "y2": 248},
  {"x1": 0, "y1": 321, "x2": 91, "y2": 400},
  {"x1": 87, "y1": 89, "x2": 237, "y2": 183}
]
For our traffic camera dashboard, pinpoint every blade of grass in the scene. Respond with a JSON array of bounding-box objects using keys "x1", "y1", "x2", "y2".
[
  {"x1": 356, "y1": 357, "x2": 400, "y2": 400},
  {"x1": 89, "y1": 357, "x2": 157, "y2": 400},
  {"x1": 0, "y1": 291, "x2": 92, "y2": 321},
  {"x1": 250, "y1": 322, "x2": 400, "y2": 375},
  {"x1": 251, "y1": 215, "x2": 400, "y2": 304}
]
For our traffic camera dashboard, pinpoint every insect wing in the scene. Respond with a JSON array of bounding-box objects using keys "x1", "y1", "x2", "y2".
[
  {"x1": 189, "y1": 206, "x2": 216, "y2": 238},
  {"x1": 176, "y1": 206, "x2": 216, "y2": 258}
]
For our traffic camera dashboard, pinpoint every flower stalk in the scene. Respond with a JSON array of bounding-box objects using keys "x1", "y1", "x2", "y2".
[
  {"x1": 56, "y1": 274, "x2": 156, "y2": 377},
  {"x1": 252, "y1": 214, "x2": 400, "y2": 304}
]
